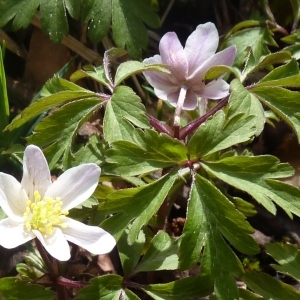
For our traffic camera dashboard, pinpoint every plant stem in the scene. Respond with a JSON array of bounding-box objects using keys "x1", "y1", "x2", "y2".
[
  {"x1": 173, "y1": 84, "x2": 188, "y2": 139},
  {"x1": 35, "y1": 238, "x2": 67, "y2": 300}
]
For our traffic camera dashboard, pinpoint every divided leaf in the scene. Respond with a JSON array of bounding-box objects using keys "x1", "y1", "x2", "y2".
[
  {"x1": 243, "y1": 271, "x2": 300, "y2": 299},
  {"x1": 75, "y1": 274, "x2": 140, "y2": 300},
  {"x1": 103, "y1": 86, "x2": 150, "y2": 144},
  {"x1": 188, "y1": 79, "x2": 264, "y2": 158},
  {"x1": 266, "y1": 243, "x2": 300, "y2": 281},
  {"x1": 134, "y1": 231, "x2": 179, "y2": 273},
  {"x1": 202, "y1": 156, "x2": 300, "y2": 217},
  {"x1": 180, "y1": 174, "x2": 258, "y2": 270},
  {"x1": 99, "y1": 170, "x2": 178, "y2": 242},
  {"x1": 104, "y1": 129, "x2": 188, "y2": 176},
  {"x1": 27, "y1": 98, "x2": 102, "y2": 169}
]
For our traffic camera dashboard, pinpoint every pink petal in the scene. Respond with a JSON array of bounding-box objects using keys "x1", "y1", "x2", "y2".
[
  {"x1": 189, "y1": 45, "x2": 237, "y2": 81},
  {"x1": 45, "y1": 164, "x2": 101, "y2": 211},
  {"x1": 159, "y1": 32, "x2": 188, "y2": 81},
  {"x1": 197, "y1": 79, "x2": 230, "y2": 99},
  {"x1": 185, "y1": 23, "x2": 219, "y2": 76},
  {"x1": 183, "y1": 90, "x2": 199, "y2": 110},
  {"x1": 0, "y1": 173, "x2": 28, "y2": 221},
  {"x1": 0, "y1": 218, "x2": 34, "y2": 248},
  {"x1": 21, "y1": 145, "x2": 52, "y2": 200},
  {"x1": 33, "y1": 228, "x2": 70, "y2": 261},
  {"x1": 62, "y1": 218, "x2": 116, "y2": 255}
]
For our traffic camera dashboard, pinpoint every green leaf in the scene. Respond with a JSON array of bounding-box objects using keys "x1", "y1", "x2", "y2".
[
  {"x1": 99, "y1": 170, "x2": 178, "y2": 241},
  {"x1": 251, "y1": 86, "x2": 300, "y2": 141},
  {"x1": 114, "y1": 61, "x2": 170, "y2": 87},
  {"x1": 242, "y1": 51, "x2": 291, "y2": 81},
  {"x1": 104, "y1": 129, "x2": 188, "y2": 176},
  {"x1": 40, "y1": 0, "x2": 68, "y2": 43},
  {"x1": 222, "y1": 26, "x2": 277, "y2": 68},
  {"x1": 64, "y1": 0, "x2": 80, "y2": 19},
  {"x1": 27, "y1": 98, "x2": 102, "y2": 168},
  {"x1": 266, "y1": 243, "x2": 300, "y2": 281},
  {"x1": 134, "y1": 231, "x2": 179, "y2": 273},
  {"x1": 0, "y1": 277, "x2": 55, "y2": 300},
  {"x1": 142, "y1": 275, "x2": 213, "y2": 300},
  {"x1": 203, "y1": 65, "x2": 240, "y2": 82},
  {"x1": 243, "y1": 271, "x2": 300, "y2": 299},
  {"x1": 70, "y1": 65, "x2": 110, "y2": 88},
  {"x1": 0, "y1": 0, "x2": 39, "y2": 29},
  {"x1": 75, "y1": 274, "x2": 140, "y2": 300},
  {"x1": 225, "y1": 20, "x2": 261, "y2": 37},
  {"x1": 6, "y1": 79, "x2": 94, "y2": 132},
  {"x1": 238, "y1": 288, "x2": 264, "y2": 299},
  {"x1": 201, "y1": 155, "x2": 300, "y2": 217},
  {"x1": 180, "y1": 174, "x2": 258, "y2": 270},
  {"x1": 83, "y1": 0, "x2": 160, "y2": 58},
  {"x1": 0, "y1": 44, "x2": 9, "y2": 132},
  {"x1": 118, "y1": 227, "x2": 145, "y2": 276},
  {"x1": 103, "y1": 86, "x2": 149, "y2": 143},
  {"x1": 188, "y1": 79, "x2": 263, "y2": 158}
]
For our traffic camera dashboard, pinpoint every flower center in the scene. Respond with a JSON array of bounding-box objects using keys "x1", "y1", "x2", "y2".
[{"x1": 23, "y1": 190, "x2": 69, "y2": 235}]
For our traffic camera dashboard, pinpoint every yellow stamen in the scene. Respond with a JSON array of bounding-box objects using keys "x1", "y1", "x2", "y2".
[{"x1": 23, "y1": 190, "x2": 69, "y2": 235}]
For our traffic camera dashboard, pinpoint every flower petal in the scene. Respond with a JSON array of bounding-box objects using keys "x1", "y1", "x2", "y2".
[
  {"x1": 159, "y1": 32, "x2": 188, "y2": 81},
  {"x1": 0, "y1": 173, "x2": 27, "y2": 221},
  {"x1": 185, "y1": 23, "x2": 219, "y2": 76},
  {"x1": 0, "y1": 218, "x2": 34, "y2": 248},
  {"x1": 33, "y1": 228, "x2": 70, "y2": 261},
  {"x1": 62, "y1": 218, "x2": 116, "y2": 255},
  {"x1": 45, "y1": 164, "x2": 101, "y2": 211},
  {"x1": 189, "y1": 45, "x2": 237, "y2": 80},
  {"x1": 197, "y1": 79, "x2": 230, "y2": 99},
  {"x1": 21, "y1": 145, "x2": 52, "y2": 200},
  {"x1": 182, "y1": 90, "x2": 199, "y2": 110}
]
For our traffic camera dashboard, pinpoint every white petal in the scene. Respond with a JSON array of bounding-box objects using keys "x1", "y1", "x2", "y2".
[
  {"x1": 185, "y1": 23, "x2": 219, "y2": 76},
  {"x1": 159, "y1": 32, "x2": 188, "y2": 81},
  {"x1": 0, "y1": 173, "x2": 27, "y2": 221},
  {"x1": 189, "y1": 45, "x2": 237, "y2": 80},
  {"x1": 0, "y1": 218, "x2": 34, "y2": 248},
  {"x1": 45, "y1": 164, "x2": 101, "y2": 211},
  {"x1": 197, "y1": 79, "x2": 230, "y2": 99},
  {"x1": 62, "y1": 218, "x2": 116, "y2": 255},
  {"x1": 33, "y1": 228, "x2": 70, "y2": 261},
  {"x1": 21, "y1": 145, "x2": 52, "y2": 200}
]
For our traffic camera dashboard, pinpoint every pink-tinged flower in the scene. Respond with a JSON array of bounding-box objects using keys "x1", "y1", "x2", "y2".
[
  {"x1": 143, "y1": 22, "x2": 236, "y2": 110},
  {"x1": 0, "y1": 145, "x2": 116, "y2": 261}
]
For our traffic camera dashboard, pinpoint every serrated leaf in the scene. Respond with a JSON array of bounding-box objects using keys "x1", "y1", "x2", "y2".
[
  {"x1": 6, "y1": 79, "x2": 95, "y2": 132},
  {"x1": 0, "y1": 0, "x2": 39, "y2": 29},
  {"x1": 118, "y1": 227, "x2": 145, "y2": 276},
  {"x1": 27, "y1": 98, "x2": 102, "y2": 168},
  {"x1": 142, "y1": 275, "x2": 213, "y2": 300},
  {"x1": 243, "y1": 271, "x2": 300, "y2": 299},
  {"x1": 266, "y1": 243, "x2": 300, "y2": 281},
  {"x1": 0, "y1": 277, "x2": 55, "y2": 300},
  {"x1": 257, "y1": 59, "x2": 299, "y2": 82},
  {"x1": 99, "y1": 170, "x2": 178, "y2": 241},
  {"x1": 70, "y1": 65, "x2": 110, "y2": 88},
  {"x1": 83, "y1": 0, "x2": 160, "y2": 58},
  {"x1": 201, "y1": 156, "x2": 300, "y2": 217},
  {"x1": 203, "y1": 65, "x2": 240, "y2": 81},
  {"x1": 134, "y1": 231, "x2": 179, "y2": 273},
  {"x1": 103, "y1": 86, "x2": 150, "y2": 143},
  {"x1": 188, "y1": 79, "x2": 263, "y2": 158},
  {"x1": 75, "y1": 274, "x2": 140, "y2": 300},
  {"x1": 180, "y1": 174, "x2": 258, "y2": 270},
  {"x1": 242, "y1": 51, "x2": 291, "y2": 81},
  {"x1": 222, "y1": 27, "x2": 276, "y2": 68},
  {"x1": 251, "y1": 86, "x2": 300, "y2": 141},
  {"x1": 40, "y1": 0, "x2": 68, "y2": 43},
  {"x1": 115, "y1": 61, "x2": 170, "y2": 87},
  {"x1": 104, "y1": 129, "x2": 188, "y2": 176},
  {"x1": 225, "y1": 20, "x2": 261, "y2": 37}
]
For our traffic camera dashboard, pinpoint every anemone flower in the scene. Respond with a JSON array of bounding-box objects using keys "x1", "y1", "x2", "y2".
[
  {"x1": 0, "y1": 145, "x2": 116, "y2": 261},
  {"x1": 143, "y1": 22, "x2": 237, "y2": 111}
]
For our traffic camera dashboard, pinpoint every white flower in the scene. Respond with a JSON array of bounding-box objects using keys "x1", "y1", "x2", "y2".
[{"x1": 0, "y1": 145, "x2": 116, "y2": 261}]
